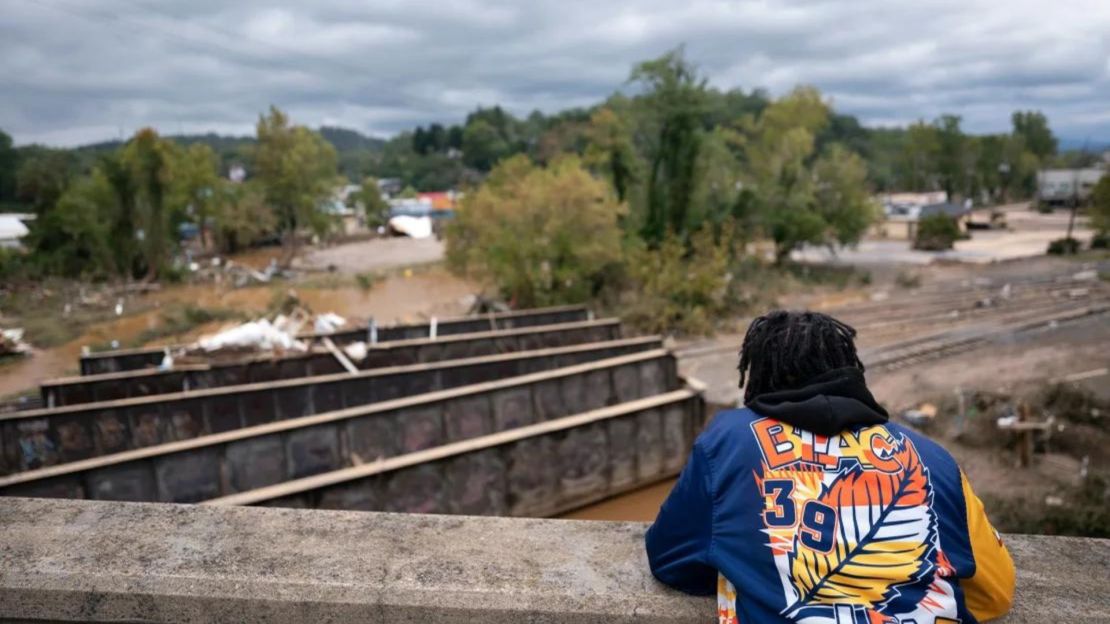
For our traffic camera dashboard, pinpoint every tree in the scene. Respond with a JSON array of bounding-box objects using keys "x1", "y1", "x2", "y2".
[
  {"x1": 352, "y1": 177, "x2": 390, "y2": 227},
  {"x1": 26, "y1": 170, "x2": 115, "y2": 277},
  {"x1": 1090, "y1": 175, "x2": 1110, "y2": 235},
  {"x1": 813, "y1": 145, "x2": 880, "y2": 247},
  {"x1": 900, "y1": 121, "x2": 940, "y2": 191},
  {"x1": 461, "y1": 119, "x2": 510, "y2": 171},
  {"x1": 253, "y1": 106, "x2": 339, "y2": 265},
  {"x1": 736, "y1": 88, "x2": 877, "y2": 261},
  {"x1": 630, "y1": 47, "x2": 708, "y2": 245},
  {"x1": 212, "y1": 182, "x2": 277, "y2": 254},
  {"x1": 15, "y1": 147, "x2": 75, "y2": 214},
  {"x1": 446, "y1": 155, "x2": 625, "y2": 307},
  {"x1": 170, "y1": 143, "x2": 222, "y2": 251},
  {"x1": 1012, "y1": 110, "x2": 1057, "y2": 161},
  {"x1": 122, "y1": 128, "x2": 178, "y2": 279},
  {"x1": 934, "y1": 114, "x2": 969, "y2": 199},
  {"x1": 584, "y1": 107, "x2": 639, "y2": 203},
  {"x1": 0, "y1": 129, "x2": 16, "y2": 205}
]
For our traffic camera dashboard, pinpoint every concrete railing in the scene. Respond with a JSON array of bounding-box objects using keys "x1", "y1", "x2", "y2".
[{"x1": 1, "y1": 498, "x2": 1107, "y2": 623}]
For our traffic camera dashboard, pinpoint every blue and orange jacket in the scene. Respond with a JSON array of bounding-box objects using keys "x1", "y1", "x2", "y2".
[{"x1": 646, "y1": 368, "x2": 1015, "y2": 623}]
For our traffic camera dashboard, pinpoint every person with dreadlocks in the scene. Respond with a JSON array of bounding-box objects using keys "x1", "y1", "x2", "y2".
[{"x1": 646, "y1": 310, "x2": 1014, "y2": 623}]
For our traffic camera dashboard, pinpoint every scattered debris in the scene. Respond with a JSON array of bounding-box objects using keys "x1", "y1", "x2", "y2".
[
  {"x1": 196, "y1": 319, "x2": 307, "y2": 352},
  {"x1": 343, "y1": 341, "x2": 368, "y2": 362},
  {"x1": 901, "y1": 402, "x2": 937, "y2": 427},
  {"x1": 313, "y1": 312, "x2": 348, "y2": 335},
  {"x1": 387, "y1": 215, "x2": 434, "y2": 239},
  {"x1": 1072, "y1": 269, "x2": 1097, "y2": 282},
  {"x1": 0, "y1": 328, "x2": 31, "y2": 357}
]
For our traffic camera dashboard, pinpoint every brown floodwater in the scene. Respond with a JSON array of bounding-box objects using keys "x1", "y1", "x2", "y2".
[{"x1": 559, "y1": 478, "x2": 676, "y2": 522}]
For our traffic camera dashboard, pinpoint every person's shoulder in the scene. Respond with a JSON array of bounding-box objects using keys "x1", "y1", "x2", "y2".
[
  {"x1": 885, "y1": 421, "x2": 961, "y2": 473},
  {"x1": 694, "y1": 407, "x2": 761, "y2": 454}
]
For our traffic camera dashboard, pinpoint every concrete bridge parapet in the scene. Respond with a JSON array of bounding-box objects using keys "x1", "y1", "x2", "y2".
[{"x1": 0, "y1": 497, "x2": 1106, "y2": 623}]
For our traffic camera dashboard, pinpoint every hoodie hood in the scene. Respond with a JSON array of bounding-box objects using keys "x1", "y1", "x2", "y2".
[{"x1": 745, "y1": 367, "x2": 888, "y2": 436}]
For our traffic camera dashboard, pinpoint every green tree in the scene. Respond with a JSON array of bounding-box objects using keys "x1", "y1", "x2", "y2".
[
  {"x1": 461, "y1": 119, "x2": 510, "y2": 171},
  {"x1": 630, "y1": 47, "x2": 708, "y2": 245},
  {"x1": 170, "y1": 143, "x2": 222, "y2": 251},
  {"x1": 212, "y1": 182, "x2": 277, "y2": 254},
  {"x1": 1090, "y1": 175, "x2": 1110, "y2": 235},
  {"x1": 0, "y1": 129, "x2": 16, "y2": 205},
  {"x1": 352, "y1": 177, "x2": 390, "y2": 227},
  {"x1": 899, "y1": 121, "x2": 939, "y2": 191},
  {"x1": 736, "y1": 88, "x2": 877, "y2": 261},
  {"x1": 253, "y1": 106, "x2": 339, "y2": 264},
  {"x1": 446, "y1": 155, "x2": 625, "y2": 307},
  {"x1": 934, "y1": 114, "x2": 969, "y2": 199},
  {"x1": 15, "y1": 147, "x2": 75, "y2": 214},
  {"x1": 25, "y1": 171, "x2": 115, "y2": 277},
  {"x1": 584, "y1": 107, "x2": 639, "y2": 203},
  {"x1": 1012, "y1": 110, "x2": 1057, "y2": 161},
  {"x1": 122, "y1": 128, "x2": 178, "y2": 279}
]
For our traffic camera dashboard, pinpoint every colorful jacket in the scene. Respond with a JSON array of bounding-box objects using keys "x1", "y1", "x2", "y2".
[{"x1": 645, "y1": 368, "x2": 1015, "y2": 623}]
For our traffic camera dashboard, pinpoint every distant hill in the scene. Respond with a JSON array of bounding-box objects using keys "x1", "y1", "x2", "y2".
[
  {"x1": 318, "y1": 126, "x2": 386, "y2": 152},
  {"x1": 74, "y1": 126, "x2": 384, "y2": 157},
  {"x1": 1058, "y1": 137, "x2": 1110, "y2": 152}
]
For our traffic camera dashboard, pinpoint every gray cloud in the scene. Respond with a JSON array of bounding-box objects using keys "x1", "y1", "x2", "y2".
[{"x1": 2, "y1": 0, "x2": 1108, "y2": 146}]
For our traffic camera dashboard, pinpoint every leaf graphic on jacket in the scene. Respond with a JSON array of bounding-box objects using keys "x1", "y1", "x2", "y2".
[{"x1": 784, "y1": 436, "x2": 936, "y2": 615}]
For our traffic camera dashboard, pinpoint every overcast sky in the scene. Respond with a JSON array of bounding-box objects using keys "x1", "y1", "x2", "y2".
[{"x1": 2, "y1": 0, "x2": 1109, "y2": 147}]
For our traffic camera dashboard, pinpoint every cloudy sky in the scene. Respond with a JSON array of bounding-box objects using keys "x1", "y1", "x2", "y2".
[{"x1": 2, "y1": 0, "x2": 1109, "y2": 146}]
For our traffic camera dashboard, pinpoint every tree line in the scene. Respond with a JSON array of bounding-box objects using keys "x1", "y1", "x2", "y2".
[
  {"x1": 0, "y1": 107, "x2": 341, "y2": 279},
  {"x1": 0, "y1": 47, "x2": 1086, "y2": 292}
]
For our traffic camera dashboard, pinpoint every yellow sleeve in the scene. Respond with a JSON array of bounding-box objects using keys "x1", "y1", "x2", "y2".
[{"x1": 960, "y1": 471, "x2": 1016, "y2": 621}]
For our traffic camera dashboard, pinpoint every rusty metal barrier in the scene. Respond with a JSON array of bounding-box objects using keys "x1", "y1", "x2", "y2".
[
  {"x1": 77, "y1": 305, "x2": 590, "y2": 376},
  {"x1": 0, "y1": 350, "x2": 680, "y2": 505},
  {"x1": 2, "y1": 333, "x2": 654, "y2": 476},
  {"x1": 206, "y1": 388, "x2": 703, "y2": 518},
  {"x1": 46, "y1": 318, "x2": 619, "y2": 406}
]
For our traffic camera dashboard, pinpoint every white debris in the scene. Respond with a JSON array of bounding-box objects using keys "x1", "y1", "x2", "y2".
[
  {"x1": 0, "y1": 328, "x2": 31, "y2": 357},
  {"x1": 158, "y1": 348, "x2": 174, "y2": 370},
  {"x1": 313, "y1": 312, "x2": 348, "y2": 335},
  {"x1": 870, "y1": 291, "x2": 889, "y2": 302},
  {"x1": 343, "y1": 341, "x2": 368, "y2": 362},
  {"x1": 388, "y1": 215, "x2": 434, "y2": 239},
  {"x1": 197, "y1": 319, "x2": 306, "y2": 352},
  {"x1": 1072, "y1": 269, "x2": 1097, "y2": 282}
]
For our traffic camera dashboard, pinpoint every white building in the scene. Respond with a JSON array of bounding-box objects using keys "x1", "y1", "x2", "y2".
[{"x1": 1037, "y1": 168, "x2": 1106, "y2": 206}]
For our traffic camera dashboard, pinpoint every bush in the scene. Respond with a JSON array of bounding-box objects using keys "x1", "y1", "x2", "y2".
[
  {"x1": 621, "y1": 225, "x2": 732, "y2": 335},
  {"x1": 913, "y1": 214, "x2": 960, "y2": 251},
  {"x1": 1046, "y1": 237, "x2": 1080, "y2": 255},
  {"x1": 1090, "y1": 232, "x2": 1109, "y2": 250},
  {"x1": 446, "y1": 155, "x2": 625, "y2": 307}
]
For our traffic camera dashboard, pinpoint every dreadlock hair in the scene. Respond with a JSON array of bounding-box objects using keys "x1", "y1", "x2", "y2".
[{"x1": 738, "y1": 310, "x2": 864, "y2": 403}]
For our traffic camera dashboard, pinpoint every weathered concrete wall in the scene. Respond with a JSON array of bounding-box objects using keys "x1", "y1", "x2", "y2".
[
  {"x1": 52, "y1": 318, "x2": 618, "y2": 405},
  {"x1": 0, "y1": 351, "x2": 680, "y2": 505},
  {"x1": 77, "y1": 305, "x2": 590, "y2": 376},
  {"x1": 3, "y1": 326, "x2": 640, "y2": 476},
  {"x1": 210, "y1": 389, "x2": 701, "y2": 517},
  {"x1": 1, "y1": 498, "x2": 1106, "y2": 623}
]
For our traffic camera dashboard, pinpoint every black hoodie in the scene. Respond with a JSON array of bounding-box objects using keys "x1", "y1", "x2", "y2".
[{"x1": 744, "y1": 366, "x2": 888, "y2": 436}]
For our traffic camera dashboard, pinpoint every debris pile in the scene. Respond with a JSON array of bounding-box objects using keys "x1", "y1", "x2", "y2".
[{"x1": 0, "y1": 328, "x2": 31, "y2": 358}]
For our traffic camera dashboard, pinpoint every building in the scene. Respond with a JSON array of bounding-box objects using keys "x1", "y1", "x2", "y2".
[
  {"x1": 1037, "y1": 168, "x2": 1106, "y2": 207},
  {"x1": 872, "y1": 202, "x2": 970, "y2": 241}
]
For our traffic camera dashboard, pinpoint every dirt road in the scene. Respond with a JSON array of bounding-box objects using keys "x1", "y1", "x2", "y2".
[{"x1": 298, "y1": 237, "x2": 445, "y2": 274}]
